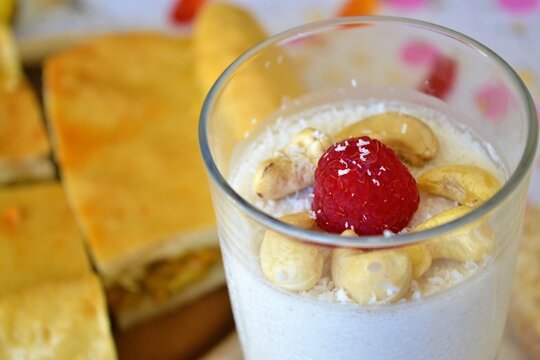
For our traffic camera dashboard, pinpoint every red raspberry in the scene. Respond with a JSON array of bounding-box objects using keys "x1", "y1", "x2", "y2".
[{"x1": 312, "y1": 136, "x2": 419, "y2": 235}]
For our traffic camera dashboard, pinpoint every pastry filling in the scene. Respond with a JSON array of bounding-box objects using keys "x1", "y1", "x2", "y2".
[{"x1": 106, "y1": 247, "x2": 221, "y2": 314}]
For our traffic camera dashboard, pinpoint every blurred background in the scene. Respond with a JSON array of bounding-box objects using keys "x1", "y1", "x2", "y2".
[
  {"x1": 13, "y1": 0, "x2": 540, "y2": 195},
  {"x1": 1, "y1": 0, "x2": 539, "y2": 359}
]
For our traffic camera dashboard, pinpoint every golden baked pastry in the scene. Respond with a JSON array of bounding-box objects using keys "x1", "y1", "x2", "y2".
[
  {"x1": 510, "y1": 204, "x2": 540, "y2": 358},
  {"x1": 0, "y1": 25, "x2": 52, "y2": 183},
  {"x1": 0, "y1": 274, "x2": 116, "y2": 360},
  {"x1": 0, "y1": 182, "x2": 90, "y2": 296},
  {"x1": 0, "y1": 0, "x2": 15, "y2": 24},
  {"x1": 0, "y1": 182, "x2": 116, "y2": 358},
  {"x1": 44, "y1": 33, "x2": 224, "y2": 328},
  {"x1": 194, "y1": 3, "x2": 305, "y2": 143}
]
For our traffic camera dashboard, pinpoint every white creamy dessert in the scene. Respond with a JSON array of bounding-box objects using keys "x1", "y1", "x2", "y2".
[{"x1": 223, "y1": 97, "x2": 515, "y2": 360}]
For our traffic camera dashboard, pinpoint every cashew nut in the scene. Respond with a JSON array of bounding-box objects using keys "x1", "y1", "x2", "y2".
[
  {"x1": 334, "y1": 112, "x2": 439, "y2": 166},
  {"x1": 286, "y1": 128, "x2": 332, "y2": 163},
  {"x1": 0, "y1": 25, "x2": 21, "y2": 91},
  {"x1": 340, "y1": 229, "x2": 357, "y2": 237},
  {"x1": 418, "y1": 165, "x2": 501, "y2": 206},
  {"x1": 402, "y1": 244, "x2": 432, "y2": 279},
  {"x1": 332, "y1": 248, "x2": 412, "y2": 304},
  {"x1": 253, "y1": 128, "x2": 332, "y2": 199},
  {"x1": 414, "y1": 206, "x2": 494, "y2": 262},
  {"x1": 253, "y1": 155, "x2": 312, "y2": 200},
  {"x1": 260, "y1": 212, "x2": 324, "y2": 291}
]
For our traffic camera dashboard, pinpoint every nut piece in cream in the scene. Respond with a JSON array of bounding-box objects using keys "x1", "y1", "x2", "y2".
[
  {"x1": 332, "y1": 248, "x2": 412, "y2": 304},
  {"x1": 260, "y1": 212, "x2": 323, "y2": 291},
  {"x1": 418, "y1": 165, "x2": 501, "y2": 206},
  {"x1": 415, "y1": 206, "x2": 494, "y2": 262},
  {"x1": 334, "y1": 112, "x2": 439, "y2": 166},
  {"x1": 253, "y1": 128, "x2": 331, "y2": 200},
  {"x1": 402, "y1": 244, "x2": 432, "y2": 279}
]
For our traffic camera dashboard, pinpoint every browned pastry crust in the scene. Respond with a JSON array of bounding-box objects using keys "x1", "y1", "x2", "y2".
[
  {"x1": 44, "y1": 33, "x2": 224, "y2": 327},
  {"x1": 45, "y1": 33, "x2": 216, "y2": 276},
  {"x1": 0, "y1": 79, "x2": 52, "y2": 183}
]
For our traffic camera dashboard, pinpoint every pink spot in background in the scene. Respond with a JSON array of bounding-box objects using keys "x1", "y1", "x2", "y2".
[
  {"x1": 386, "y1": 0, "x2": 427, "y2": 10},
  {"x1": 475, "y1": 82, "x2": 513, "y2": 121},
  {"x1": 498, "y1": 0, "x2": 540, "y2": 13},
  {"x1": 400, "y1": 40, "x2": 440, "y2": 67}
]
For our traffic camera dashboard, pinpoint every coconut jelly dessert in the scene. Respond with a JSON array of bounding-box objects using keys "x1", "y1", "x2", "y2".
[{"x1": 225, "y1": 97, "x2": 514, "y2": 360}]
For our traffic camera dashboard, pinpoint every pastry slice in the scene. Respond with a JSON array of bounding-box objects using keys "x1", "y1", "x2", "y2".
[
  {"x1": 0, "y1": 182, "x2": 90, "y2": 295},
  {"x1": 0, "y1": 182, "x2": 116, "y2": 358},
  {"x1": 194, "y1": 3, "x2": 305, "y2": 143},
  {"x1": 44, "y1": 33, "x2": 224, "y2": 328},
  {"x1": 0, "y1": 25, "x2": 53, "y2": 184},
  {"x1": 0, "y1": 274, "x2": 116, "y2": 360}
]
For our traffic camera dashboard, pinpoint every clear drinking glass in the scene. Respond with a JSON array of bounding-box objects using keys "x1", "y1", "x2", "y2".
[{"x1": 199, "y1": 17, "x2": 537, "y2": 360}]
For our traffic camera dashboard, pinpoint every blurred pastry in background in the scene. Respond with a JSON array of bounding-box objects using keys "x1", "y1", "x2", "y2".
[
  {"x1": 510, "y1": 204, "x2": 540, "y2": 359},
  {"x1": 44, "y1": 33, "x2": 224, "y2": 329},
  {"x1": 0, "y1": 25, "x2": 53, "y2": 184},
  {"x1": 194, "y1": 2, "x2": 305, "y2": 143},
  {"x1": 194, "y1": 2, "x2": 268, "y2": 94},
  {"x1": 0, "y1": 25, "x2": 21, "y2": 89},
  {"x1": 0, "y1": 182, "x2": 89, "y2": 294},
  {"x1": 0, "y1": 0, "x2": 15, "y2": 24},
  {"x1": 0, "y1": 182, "x2": 116, "y2": 358},
  {"x1": 0, "y1": 274, "x2": 117, "y2": 359}
]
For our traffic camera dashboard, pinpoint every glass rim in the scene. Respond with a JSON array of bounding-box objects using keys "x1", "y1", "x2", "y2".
[{"x1": 199, "y1": 16, "x2": 538, "y2": 249}]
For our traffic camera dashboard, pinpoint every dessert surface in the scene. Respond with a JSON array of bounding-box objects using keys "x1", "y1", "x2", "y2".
[
  {"x1": 231, "y1": 99, "x2": 502, "y2": 216},
  {"x1": 230, "y1": 97, "x2": 504, "y2": 304}
]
